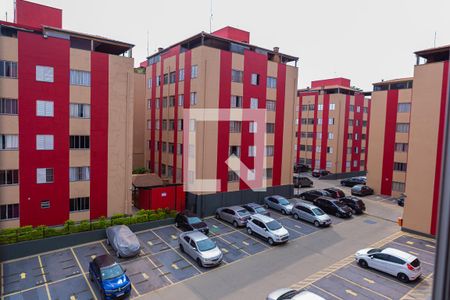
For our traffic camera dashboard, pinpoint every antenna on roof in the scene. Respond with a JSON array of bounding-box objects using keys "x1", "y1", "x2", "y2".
[
  {"x1": 147, "y1": 30, "x2": 149, "y2": 56},
  {"x1": 434, "y1": 31, "x2": 437, "y2": 48},
  {"x1": 209, "y1": 0, "x2": 213, "y2": 33}
]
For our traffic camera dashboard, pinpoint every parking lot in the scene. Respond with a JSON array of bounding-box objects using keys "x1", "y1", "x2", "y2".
[
  {"x1": 290, "y1": 232, "x2": 435, "y2": 300},
  {"x1": 1, "y1": 207, "x2": 349, "y2": 300}
]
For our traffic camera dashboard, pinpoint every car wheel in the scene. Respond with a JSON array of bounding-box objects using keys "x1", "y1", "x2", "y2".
[
  {"x1": 358, "y1": 259, "x2": 368, "y2": 268},
  {"x1": 281, "y1": 210, "x2": 286, "y2": 215},
  {"x1": 179, "y1": 244, "x2": 184, "y2": 253},
  {"x1": 268, "y1": 238, "x2": 274, "y2": 246},
  {"x1": 293, "y1": 213, "x2": 299, "y2": 220},
  {"x1": 215, "y1": 213, "x2": 220, "y2": 219},
  {"x1": 233, "y1": 221, "x2": 238, "y2": 228},
  {"x1": 313, "y1": 220, "x2": 320, "y2": 227},
  {"x1": 196, "y1": 258, "x2": 203, "y2": 268},
  {"x1": 397, "y1": 273, "x2": 410, "y2": 283},
  {"x1": 351, "y1": 209, "x2": 356, "y2": 214},
  {"x1": 247, "y1": 227, "x2": 252, "y2": 235}
]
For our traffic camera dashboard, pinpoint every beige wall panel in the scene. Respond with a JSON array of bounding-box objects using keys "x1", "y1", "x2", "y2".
[
  {"x1": 393, "y1": 171, "x2": 406, "y2": 183},
  {"x1": 0, "y1": 219, "x2": 19, "y2": 229},
  {"x1": 70, "y1": 150, "x2": 90, "y2": 166},
  {"x1": 0, "y1": 151, "x2": 19, "y2": 169},
  {"x1": 0, "y1": 36, "x2": 18, "y2": 61},
  {"x1": 70, "y1": 49, "x2": 91, "y2": 71},
  {"x1": 396, "y1": 113, "x2": 410, "y2": 124},
  {"x1": 69, "y1": 211, "x2": 90, "y2": 222},
  {"x1": 70, "y1": 86, "x2": 90, "y2": 104},
  {"x1": 0, "y1": 186, "x2": 19, "y2": 204},
  {"x1": 394, "y1": 152, "x2": 408, "y2": 163},
  {"x1": 231, "y1": 53, "x2": 244, "y2": 70},
  {"x1": 133, "y1": 72, "x2": 146, "y2": 169},
  {"x1": 69, "y1": 119, "x2": 90, "y2": 135},
  {"x1": 107, "y1": 55, "x2": 134, "y2": 216},
  {"x1": 70, "y1": 181, "x2": 90, "y2": 198},
  {"x1": 403, "y1": 62, "x2": 444, "y2": 234},
  {"x1": 266, "y1": 88, "x2": 276, "y2": 101},
  {"x1": 0, "y1": 78, "x2": 18, "y2": 98},
  {"x1": 0, "y1": 116, "x2": 18, "y2": 133}
]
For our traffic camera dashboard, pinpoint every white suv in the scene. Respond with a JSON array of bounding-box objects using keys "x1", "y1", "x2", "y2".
[
  {"x1": 355, "y1": 247, "x2": 422, "y2": 282},
  {"x1": 246, "y1": 214, "x2": 289, "y2": 245}
]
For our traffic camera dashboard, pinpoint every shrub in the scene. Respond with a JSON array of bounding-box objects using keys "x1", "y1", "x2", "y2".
[
  {"x1": 132, "y1": 167, "x2": 149, "y2": 174},
  {"x1": 45, "y1": 226, "x2": 67, "y2": 238},
  {"x1": 111, "y1": 214, "x2": 127, "y2": 220}
]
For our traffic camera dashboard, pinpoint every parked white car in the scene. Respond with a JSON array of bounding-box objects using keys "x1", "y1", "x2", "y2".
[
  {"x1": 267, "y1": 288, "x2": 325, "y2": 300},
  {"x1": 355, "y1": 247, "x2": 422, "y2": 282},
  {"x1": 246, "y1": 214, "x2": 289, "y2": 245}
]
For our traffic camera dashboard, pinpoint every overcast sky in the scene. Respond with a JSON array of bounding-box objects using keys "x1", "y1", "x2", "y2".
[{"x1": 1, "y1": 0, "x2": 449, "y2": 90}]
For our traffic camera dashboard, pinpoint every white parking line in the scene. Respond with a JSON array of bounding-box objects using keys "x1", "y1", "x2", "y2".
[
  {"x1": 70, "y1": 248, "x2": 97, "y2": 300},
  {"x1": 310, "y1": 284, "x2": 344, "y2": 300},
  {"x1": 146, "y1": 256, "x2": 174, "y2": 285},
  {"x1": 37, "y1": 255, "x2": 51, "y2": 300}
]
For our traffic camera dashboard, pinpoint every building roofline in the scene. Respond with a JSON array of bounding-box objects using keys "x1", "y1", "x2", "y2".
[
  {"x1": 414, "y1": 44, "x2": 450, "y2": 57},
  {"x1": 373, "y1": 77, "x2": 414, "y2": 86}
]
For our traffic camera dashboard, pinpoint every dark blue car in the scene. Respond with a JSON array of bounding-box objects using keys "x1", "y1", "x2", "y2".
[{"x1": 89, "y1": 254, "x2": 131, "y2": 299}]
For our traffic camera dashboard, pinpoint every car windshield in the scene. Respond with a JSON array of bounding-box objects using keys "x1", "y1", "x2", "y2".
[
  {"x1": 255, "y1": 207, "x2": 266, "y2": 213},
  {"x1": 266, "y1": 220, "x2": 282, "y2": 231},
  {"x1": 368, "y1": 248, "x2": 383, "y2": 254},
  {"x1": 101, "y1": 264, "x2": 124, "y2": 280},
  {"x1": 187, "y1": 217, "x2": 202, "y2": 224},
  {"x1": 334, "y1": 201, "x2": 347, "y2": 208},
  {"x1": 410, "y1": 258, "x2": 421, "y2": 267},
  {"x1": 197, "y1": 238, "x2": 216, "y2": 252},
  {"x1": 278, "y1": 198, "x2": 290, "y2": 205},
  {"x1": 237, "y1": 209, "x2": 250, "y2": 216},
  {"x1": 312, "y1": 208, "x2": 325, "y2": 216}
]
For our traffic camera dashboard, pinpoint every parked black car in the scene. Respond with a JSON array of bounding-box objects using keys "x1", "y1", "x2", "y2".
[
  {"x1": 175, "y1": 210, "x2": 209, "y2": 234},
  {"x1": 293, "y1": 175, "x2": 313, "y2": 188},
  {"x1": 299, "y1": 189, "x2": 331, "y2": 201},
  {"x1": 340, "y1": 196, "x2": 366, "y2": 214},
  {"x1": 351, "y1": 185, "x2": 374, "y2": 197},
  {"x1": 313, "y1": 197, "x2": 353, "y2": 218},
  {"x1": 312, "y1": 169, "x2": 330, "y2": 178},
  {"x1": 241, "y1": 203, "x2": 271, "y2": 216},
  {"x1": 340, "y1": 177, "x2": 366, "y2": 187},
  {"x1": 323, "y1": 188, "x2": 346, "y2": 199},
  {"x1": 294, "y1": 163, "x2": 310, "y2": 173}
]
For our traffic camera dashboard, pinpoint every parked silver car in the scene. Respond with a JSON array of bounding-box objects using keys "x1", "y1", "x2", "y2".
[
  {"x1": 215, "y1": 206, "x2": 251, "y2": 227},
  {"x1": 291, "y1": 201, "x2": 332, "y2": 227},
  {"x1": 264, "y1": 195, "x2": 294, "y2": 215},
  {"x1": 267, "y1": 288, "x2": 325, "y2": 300},
  {"x1": 106, "y1": 225, "x2": 141, "y2": 258},
  {"x1": 178, "y1": 231, "x2": 223, "y2": 267},
  {"x1": 246, "y1": 214, "x2": 289, "y2": 245}
]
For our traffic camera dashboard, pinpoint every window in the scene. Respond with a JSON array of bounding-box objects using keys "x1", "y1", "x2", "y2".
[
  {"x1": 36, "y1": 168, "x2": 53, "y2": 184},
  {"x1": 363, "y1": 120, "x2": 367, "y2": 127},
  {"x1": 0, "y1": 135, "x2": 18, "y2": 150},
  {"x1": 168, "y1": 96, "x2": 175, "y2": 107},
  {"x1": 228, "y1": 170, "x2": 240, "y2": 182},
  {"x1": 177, "y1": 144, "x2": 183, "y2": 155},
  {"x1": 189, "y1": 119, "x2": 196, "y2": 131},
  {"x1": 0, "y1": 170, "x2": 19, "y2": 185},
  {"x1": 353, "y1": 160, "x2": 358, "y2": 167},
  {"x1": 265, "y1": 145, "x2": 274, "y2": 156},
  {"x1": 392, "y1": 181, "x2": 406, "y2": 192},
  {"x1": 156, "y1": 76, "x2": 161, "y2": 86},
  {"x1": 179, "y1": 69, "x2": 185, "y2": 81},
  {"x1": 229, "y1": 145, "x2": 241, "y2": 157},
  {"x1": 36, "y1": 100, "x2": 54, "y2": 117},
  {"x1": 362, "y1": 134, "x2": 367, "y2": 140},
  {"x1": 36, "y1": 65, "x2": 54, "y2": 82},
  {"x1": 162, "y1": 97, "x2": 168, "y2": 108},
  {"x1": 354, "y1": 133, "x2": 359, "y2": 140},
  {"x1": 0, "y1": 204, "x2": 19, "y2": 220},
  {"x1": 247, "y1": 169, "x2": 255, "y2": 180},
  {"x1": 346, "y1": 161, "x2": 350, "y2": 168},
  {"x1": 348, "y1": 133, "x2": 353, "y2": 140},
  {"x1": 394, "y1": 162, "x2": 407, "y2": 172},
  {"x1": 395, "y1": 143, "x2": 409, "y2": 152},
  {"x1": 70, "y1": 197, "x2": 89, "y2": 212},
  {"x1": 354, "y1": 147, "x2": 359, "y2": 154},
  {"x1": 267, "y1": 77, "x2": 277, "y2": 88},
  {"x1": 251, "y1": 73, "x2": 260, "y2": 85},
  {"x1": 229, "y1": 121, "x2": 242, "y2": 133},
  {"x1": 41, "y1": 201, "x2": 50, "y2": 209},
  {"x1": 178, "y1": 95, "x2": 184, "y2": 107},
  {"x1": 70, "y1": 70, "x2": 91, "y2": 86},
  {"x1": 69, "y1": 167, "x2": 90, "y2": 181},
  {"x1": 168, "y1": 143, "x2": 175, "y2": 154},
  {"x1": 364, "y1": 107, "x2": 369, "y2": 113},
  {"x1": 178, "y1": 119, "x2": 183, "y2": 130},
  {"x1": 326, "y1": 161, "x2": 332, "y2": 168},
  {"x1": 147, "y1": 119, "x2": 151, "y2": 130},
  {"x1": 155, "y1": 98, "x2": 160, "y2": 109},
  {"x1": 328, "y1": 132, "x2": 334, "y2": 140},
  {"x1": 329, "y1": 103, "x2": 336, "y2": 110},
  {"x1": 249, "y1": 122, "x2": 257, "y2": 133},
  {"x1": 0, "y1": 60, "x2": 18, "y2": 78},
  {"x1": 349, "y1": 105, "x2": 354, "y2": 112},
  {"x1": 357, "y1": 106, "x2": 361, "y2": 113},
  {"x1": 266, "y1": 100, "x2": 276, "y2": 111},
  {"x1": 302, "y1": 105, "x2": 308, "y2": 111},
  {"x1": 309, "y1": 104, "x2": 315, "y2": 111},
  {"x1": 266, "y1": 123, "x2": 275, "y2": 133},
  {"x1": 147, "y1": 99, "x2": 151, "y2": 110},
  {"x1": 308, "y1": 118, "x2": 315, "y2": 124},
  {"x1": 265, "y1": 168, "x2": 273, "y2": 179},
  {"x1": 231, "y1": 69, "x2": 243, "y2": 83},
  {"x1": 316, "y1": 146, "x2": 321, "y2": 153},
  {"x1": 70, "y1": 136, "x2": 90, "y2": 149},
  {"x1": 348, "y1": 119, "x2": 353, "y2": 126},
  {"x1": 36, "y1": 135, "x2": 53, "y2": 150},
  {"x1": 70, "y1": 103, "x2": 90, "y2": 118},
  {"x1": 396, "y1": 123, "x2": 410, "y2": 133},
  {"x1": 317, "y1": 118, "x2": 323, "y2": 125},
  {"x1": 191, "y1": 65, "x2": 198, "y2": 78},
  {"x1": 355, "y1": 120, "x2": 360, "y2": 126},
  {"x1": 169, "y1": 71, "x2": 176, "y2": 84},
  {"x1": 317, "y1": 132, "x2": 322, "y2": 139},
  {"x1": 250, "y1": 98, "x2": 258, "y2": 109},
  {"x1": 147, "y1": 78, "x2": 152, "y2": 89},
  {"x1": 0, "y1": 98, "x2": 18, "y2": 115},
  {"x1": 327, "y1": 147, "x2": 333, "y2": 154},
  {"x1": 168, "y1": 119, "x2": 174, "y2": 131},
  {"x1": 163, "y1": 73, "x2": 168, "y2": 85},
  {"x1": 360, "y1": 160, "x2": 365, "y2": 166},
  {"x1": 248, "y1": 146, "x2": 256, "y2": 157},
  {"x1": 329, "y1": 118, "x2": 335, "y2": 125},
  {"x1": 190, "y1": 92, "x2": 198, "y2": 105},
  {"x1": 231, "y1": 96, "x2": 242, "y2": 108},
  {"x1": 398, "y1": 103, "x2": 411, "y2": 113},
  {"x1": 162, "y1": 120, "x2": 167, "y2": 130},
  {"x1": 161, "y1": 164, "x2": 167, "y2": 175},
  {"x1": 318, "y1": 104, "x2": 323, "y2": 111}
]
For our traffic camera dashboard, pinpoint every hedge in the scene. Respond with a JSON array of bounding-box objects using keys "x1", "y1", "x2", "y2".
[{"x1": 0, "y1": 208, "x2": 178, "y2": 245}]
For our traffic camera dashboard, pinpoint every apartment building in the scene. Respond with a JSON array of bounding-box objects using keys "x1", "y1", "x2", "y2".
[
  {"x1": 295, "y1": 78, "x2": 371, "y2": 174},
  {"x1": 143, "y1": 26, "x2": 298, "y2": 210},
  {"x1": 133, "y1": 69, "x2": 146, "y2": 169},
  {"x1": 402, "y1": 45, "x2": 449, "y2": 236},
  {"x1": 366, "y1": 78, "x2": 413, "y2": 197},
  {"x1": 0, "y1": 0, "x2": 134, "y2": 228}
]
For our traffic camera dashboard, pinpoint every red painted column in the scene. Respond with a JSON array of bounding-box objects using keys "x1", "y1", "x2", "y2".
[
  {"x1": 216, "y1": 50, "x2": 232, "y2": 192},
  {"x1": 296, "y1": 95, "x2": 303, "y2": 164},
  {"x1": 272, "y1": 63, "x2": 286, "y2": 186},
  {"x1": 90, "y1": 52, "x2": 109, "y2": 219},
  {"x1": 341, "y1": 95, "x2": 350, "y2": 173},
  {"x1": 320, "y1": 94, "x2": 330, "y2": 170},
  {"x1": 182, "y1": 51, "x2": 192, "y2": 183},
  {"x1": 173, "y1": 52, "x2": 180, "y2": 183},
  {"x1": 430, "y1": 61, "x2": 449, "y2": 235},
  {"x1": 380, "y1": 90, "x2": 399, "y2": 195},
  {"x1": 150, "y1": 64, "x2": 157, "y2": 173},
  {"x1": 18, "y1": 32, "x2": 70, "y2": 226},
  {"x1": 351, "y1": 94, "x2": 365, "y2": 172},
  {"x1": 158, "y1": 58, "x2": 164, "y2": 177},
  {"x1": 311, "y1": 95, "x2": 319, "y2": 170},
  {"x1": 364, "y1": 99, "x2": 371, "y2": 171}
]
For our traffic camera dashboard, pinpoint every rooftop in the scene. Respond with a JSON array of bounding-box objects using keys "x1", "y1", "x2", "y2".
[{"x1": 415, "y1": 44, "x2": 450, "y2": 64}]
